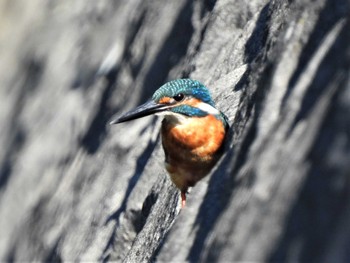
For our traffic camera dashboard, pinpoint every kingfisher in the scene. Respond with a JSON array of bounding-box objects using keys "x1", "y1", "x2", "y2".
[{"x1": 110, "y1": 79, "x2": 229, "y2": 207}]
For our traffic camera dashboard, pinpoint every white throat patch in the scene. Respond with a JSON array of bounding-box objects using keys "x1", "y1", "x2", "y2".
[
  {"x1": 155, "y1": 102, "x2": 220, "y2": 125},
  {"x1": 196, "y1": 102, "x2": 220, "y2": 115},
  {"x1": 156, "y1": 111, "x2": 189, "y2": 124}
]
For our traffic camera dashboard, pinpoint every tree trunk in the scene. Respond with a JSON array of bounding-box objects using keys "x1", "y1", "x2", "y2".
[{"x1": 0, "y1": 0, "x2": 349, "y2": 262}]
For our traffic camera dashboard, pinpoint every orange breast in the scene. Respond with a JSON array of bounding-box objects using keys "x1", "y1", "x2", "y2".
[
  {"x1": 162, "y1": 114, "x2": 225, "y2": 178},
  {"x1": 161, "y1": 114, "x2": 226, "y2": 191}
]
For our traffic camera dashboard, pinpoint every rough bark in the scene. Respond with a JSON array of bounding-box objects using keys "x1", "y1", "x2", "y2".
[{"x1": 0, "y1": 0, "x2": 349, "y2": 262}]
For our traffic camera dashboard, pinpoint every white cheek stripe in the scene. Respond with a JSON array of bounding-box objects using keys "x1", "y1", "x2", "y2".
[{"x1": 196, "y1": 102, "x2": 220, "y2": 115}]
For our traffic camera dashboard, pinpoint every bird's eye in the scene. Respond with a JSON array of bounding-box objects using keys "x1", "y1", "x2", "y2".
[{"x1": 173, "y1": 93, "x2": 185, "y2": 102}]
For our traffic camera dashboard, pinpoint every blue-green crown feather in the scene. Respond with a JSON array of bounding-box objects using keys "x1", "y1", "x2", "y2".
[
  {"x1": 152, "y1": 79, "x2": 215, "y2": 107},
  {"x1": 152, "y1": 79, "x2": 229, "y2": 129}
]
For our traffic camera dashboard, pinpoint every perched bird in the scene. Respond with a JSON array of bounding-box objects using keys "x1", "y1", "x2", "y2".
[{"x1": 110, "y1": 79, "x2": 229, "y2": 207}]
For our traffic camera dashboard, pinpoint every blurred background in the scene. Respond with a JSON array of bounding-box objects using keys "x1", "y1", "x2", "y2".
[{"x1": 0, "y1": 0, "x2": 349, "y2": 262}]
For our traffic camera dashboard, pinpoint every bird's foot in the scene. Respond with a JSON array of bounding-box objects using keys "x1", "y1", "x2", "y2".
[{"x1": 181, "y1": 191, "x2": 186, "y2": 208}]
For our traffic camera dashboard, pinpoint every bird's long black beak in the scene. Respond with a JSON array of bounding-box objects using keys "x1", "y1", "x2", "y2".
[{"x1": 110, "y1": 100, "x2": 169, "y2": 124}]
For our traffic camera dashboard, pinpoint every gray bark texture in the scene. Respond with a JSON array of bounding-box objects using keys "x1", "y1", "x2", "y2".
[{"x1": 0, "y1": 0, "x2": 349, "y2": 262}]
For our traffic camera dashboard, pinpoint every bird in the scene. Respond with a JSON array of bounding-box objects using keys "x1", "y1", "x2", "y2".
[{"x1": 110, "y1": 79, "x2": 229, "y2": 207}]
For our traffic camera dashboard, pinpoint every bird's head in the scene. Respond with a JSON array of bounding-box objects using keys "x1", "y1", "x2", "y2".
[{"x1": 110, "y1": 79, "x2": 227, "y2": 125}]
